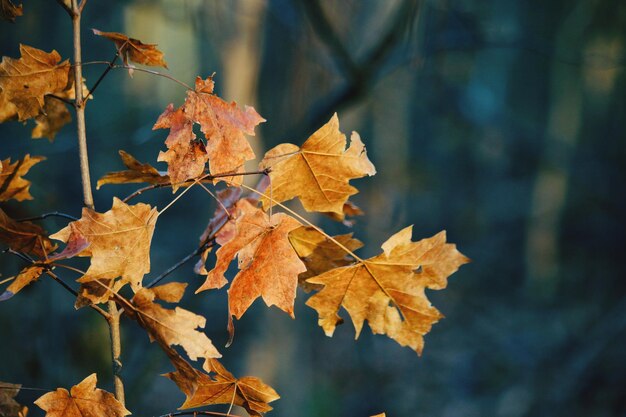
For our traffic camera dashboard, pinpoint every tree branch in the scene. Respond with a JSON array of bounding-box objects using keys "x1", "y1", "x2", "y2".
[{"x1": 17, "y1": 211, "x2": 78, "y2": 222}]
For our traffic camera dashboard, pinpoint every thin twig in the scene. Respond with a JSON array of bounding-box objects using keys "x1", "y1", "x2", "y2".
[
  {"x1": 55, "y1": 0, "x2": 73, "y2": 17},
  {"x1": 2, "y1": 248, "x2": 110, "y2": 318},
  {"x1": 47, "y1": 93, "x2": 76, "y2": 107},
  {"x1": 145, "y1": 240, "x2": 215, "y2": 289},
  {"x1": 84, "y1": 50, "x2": 120, "y2": 102},
  {"x1": 17, "y1": 211, "x2": 78, "y2": 222}
]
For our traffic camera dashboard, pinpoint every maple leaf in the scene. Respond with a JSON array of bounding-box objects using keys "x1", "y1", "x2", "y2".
[
  {"x1": 259, "y1": 113, "x2": 376, "y2": 214},
  {"x1": 50, "y1": 197, "x2": 158, "y2": 295},
  {"x1": 0, "y1": 209, "x2": 56, "y2": 257},
  {"x1": 0, "y1": 155, "x2": 45, "y2": 202},
  {"x1": 288, "y1": 226, "x2": 363, "y2": 292},
  {"x1": 0, "y1": 0, "x2": 22, "y2": 23},
  {"x1": 196, "y1": 199, "x2": 306, "y2": 319},
  {"x1": 153, "y1": 76, "x2": 264, "y2": 187},
  {"x1": 97, "y1": 150, "x2": 169, "y2": 189},
  {"x1": 0, "y1": 381, "x2": 28, "y2": 417},
  {"x1": 164, "y1": 351, "x2": 279, "y2": 416},
  {"x1": 306, "y1": 227, "x2": 469, "y2": 354},
  {"x1": 92, "y1": 29, "x2": 168, "y2": 70},
  {"x1": 128, "y1": 282, "x2": 221, "y2": 361},
  {"x1": 34, "y1": 374, "x2": 130, "y2": 417},
  {"x1": 154, "y1": 103, "x2": 208, "y2": 190},
  {"x1": 0, "y1": 45, "x2": 72, "y2": 121}
]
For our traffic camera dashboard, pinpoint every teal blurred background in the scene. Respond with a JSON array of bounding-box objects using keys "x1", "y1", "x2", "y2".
[{"x1": 2, "y1": 1, "x2": 626, "y2": 416}]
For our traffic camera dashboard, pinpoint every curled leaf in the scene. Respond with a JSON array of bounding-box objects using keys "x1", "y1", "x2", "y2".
[
  {"x1": 0, "y1": 155, "x2": 45, "y2": 202},
  {"x1": 97, "y1": 150, "x2": 169, "y2": 189},
  {"x1": 0, "y1": 209, "x2": 55, "y2": 257},
  {"x1": 92, "y1": 29, "x2": 168, "y2": 69},
  {"x1": 0, "y1": 381, "x2": 28, "y2": 417},
  {"x1": 1, "y1": 0, "x2": 23, "y2": 22}
]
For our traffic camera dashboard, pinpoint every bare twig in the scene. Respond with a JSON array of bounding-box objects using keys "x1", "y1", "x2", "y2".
[
  {"x1": 146, "y1": 240, "x2": 216, "y2": 289},
  {"x1": 17, "y1": 211, "x2": 78, "y2": 222},
  {"x1": 84, "y1": 50, "x2": 121, "y2": 102},
  {"x1": 46, "y1": 93, "x2": 76, "y2": 107}
]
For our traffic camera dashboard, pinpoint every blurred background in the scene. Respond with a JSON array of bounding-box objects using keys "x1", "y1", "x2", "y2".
[{"x1": 1, "y1": 0, "x2": 626, "y2": 416}]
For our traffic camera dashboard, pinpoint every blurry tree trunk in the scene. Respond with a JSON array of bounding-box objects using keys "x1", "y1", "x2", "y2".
[{"x1": 525, "y1": 1, "x2": 596, "y2": 296}]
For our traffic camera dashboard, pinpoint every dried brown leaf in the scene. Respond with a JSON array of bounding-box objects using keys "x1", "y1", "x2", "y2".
[
  {"x1": 259, "y1": 113, "x2": 375, "y2": 214},
  {"x1": 0, "y1": 45, "x2": 71, "y2": 121},
  {"x1": 164, "y1": 352, "x2": 279, "y2": 416},
  {"x1": 1, "y1": 0, "x2": 22, "y2": 22},
  {"x1": 92, "y1": 29, "x2": 167, "y2": 69},
  {"x1": 97, "y1": 150, "x2": 169, "y2": 189},
  {"x1": 0, "y1": 381, "x2": 28, "y2": 417},
  {"x1": 0, "y1": 209, "x2": 55, "y2": 257},
  {"x1": 306, "y1": 227, "x2": 469, "y2": 354},
  {"x1": 34, "y1": 374, "x2": 130, "y2": 417}
]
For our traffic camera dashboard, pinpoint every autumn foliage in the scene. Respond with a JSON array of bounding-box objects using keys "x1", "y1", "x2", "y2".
[{"x1": 0, "y1": 1, "x2": 468, "y2": 416}]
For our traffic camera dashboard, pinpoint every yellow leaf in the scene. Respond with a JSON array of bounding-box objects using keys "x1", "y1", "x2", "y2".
[{"x1": 260, "y1": 113, "x2": 376, "y2": 214}]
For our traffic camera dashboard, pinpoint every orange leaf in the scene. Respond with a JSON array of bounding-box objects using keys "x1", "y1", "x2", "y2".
[
  {"x1": 288, "y1": 226, "x2": 363, "y2": 292},
  {"x1": 97, "y1": 150, "x2": 170, "y2": 189},
  {"x1": 50, "y1": 198, "x2": 158, "y2": 296},
  {"x1": 259, "y1": 113, "x2": 376, "y2": 214},
  {"x1": 0, "y1": 381, "x2": 28, "y2": 417},
  {"x1": 92, "y1": 29, "x2": 167, "y2": 69},
  {"x1": 1, "y1": 0, "x2": 23, "y2": 22},
  {"x1": 153, "y1": 76, "x2": 264, "y2": 187},
  {"x1": 197, "y1": 199, "x2": 306, "y2": 319},
  {"x1": 306, "y1": 227, "x2": 469, "y2": 354},
  {"x1": 0, "y1": 209, "x2": 55, "y2": 257},
  {"x1": 0, "y1": 154, "x2": 45, "y2": 202},
  {"x1": 128, "y1": 282, "x2": 221, "y2": 361},
  {"x1": 34, "y1": 374, "x2": 130, "y2": 417},
  {"x1": 0, "y1": 45, "x2": 71, "y2": 121},
  {"x1": 164, "y1": 352, "x2": 279, "y2": 416}
]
